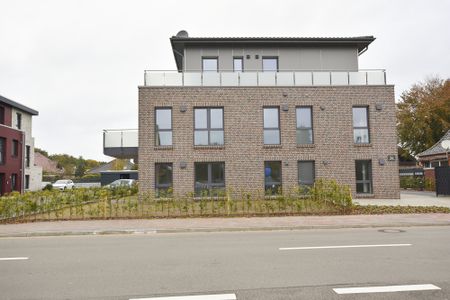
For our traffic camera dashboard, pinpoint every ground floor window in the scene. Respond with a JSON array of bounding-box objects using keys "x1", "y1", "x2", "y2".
[
  {"x1": 298, "y1": 161, "x2": 315, "y2": 190},
  {"x1": 11, "y1": 173, "x2": 18, "y2": 191},
  {"x1": 265, "y1": 161, "x2": 282, "y2": 195},
  {"x1": 25, "y1": 175, "x2": 30, "y2": 190},
  {"x1": 155, "y1": 163, "x2": 173, "y2": 197},
  {"x1": 194, "y1": 162, "x2": 225, "y2": 196},
  {"x1": 355, "y1": 160, "x2": 372, "y2": 194}
]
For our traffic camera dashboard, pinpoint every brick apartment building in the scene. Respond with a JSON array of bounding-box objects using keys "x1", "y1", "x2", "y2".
[
  {"x1": 105, "y1": 31, "x2": 399, "y2": 199},
  {"x1": 0, "y1": 95, "x2": 42, "y2": 195}
]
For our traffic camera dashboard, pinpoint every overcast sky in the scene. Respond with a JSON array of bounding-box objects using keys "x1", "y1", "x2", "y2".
[{"x1": 0, "y1": 0, "x2": 449, "y2": 161}]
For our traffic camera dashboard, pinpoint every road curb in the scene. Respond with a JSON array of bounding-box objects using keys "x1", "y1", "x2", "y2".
[{"x1": 1, "y1": 222, "x2": 450, "y2": 238}]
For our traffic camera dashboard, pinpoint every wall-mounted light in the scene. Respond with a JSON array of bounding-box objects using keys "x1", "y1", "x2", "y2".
[
  {"x1": 246, "y1": 54, "x2": 251, "y2": 59},
  {"x1": 281, "y1": 104, "x2": 289, "y2": 112},
  {"x1": 179, "y1": 161, "x2": 187, "y2": 169},
  {"x1": 375, "y1": 103, "x2": 383, "y2": 111},
  {"x1": 255, "y1": 55, "x2": 259, "y2": 59},
  {"x1": 378, "y1": 159, "x2": 386, "y2": 166},
  {"x1": 180, "y1": 104, "x2": 187, "y2": 112}
]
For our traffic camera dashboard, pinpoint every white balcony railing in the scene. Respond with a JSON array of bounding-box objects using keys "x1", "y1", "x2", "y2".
[
  {"x1": 144, "y1": 70, "x2": 386, "y2": 87},
  {"x1": 103, "y1": 129, "x2": 138, "y2": 148}
]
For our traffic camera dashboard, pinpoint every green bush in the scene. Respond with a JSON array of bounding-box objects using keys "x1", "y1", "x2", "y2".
[{"x1": 400, "y1": 176, "x2": 424, "y2": 190}]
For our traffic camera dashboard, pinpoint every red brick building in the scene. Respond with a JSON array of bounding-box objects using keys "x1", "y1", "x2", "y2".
[{"x1": 0, "y1": 95, "x2": 40, "y2": 195}]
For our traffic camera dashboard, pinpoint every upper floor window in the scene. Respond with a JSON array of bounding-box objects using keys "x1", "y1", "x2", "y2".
[
  {"x1": 265, "y1": 161, "x2": 282, "y2": 195},
  {"x1": 353, "y1": 107, "x2": 370, "y2": 144},
  {"x1": 194, "y1": 162, "x2": 225, "y2": 196},
  {"x1": 233, "y1": 57, "x2": 243, "y2": 72},
  {"x1": 155, "y1": 108, "x2": 172, "y2": 146},
  {"x1": 202, "y1": 57, "x2": 218, "y2": 72},
  {"x1": 0, "y1": 138, "x2": 5, "y2": 164},
  {"x1": 355, "y1": 160, "x2": 372, "y2": 194},
  {"x1": 296, "y1": 107, "x2": 313, "y2": 144},
  {"x1": 12, "y1": 140, "x2": 19, "y2": 157},
  {"x1": 263, "y1": 107, "x2": 280, "y2": 145},
  {"x1": 194, "y1": 108, "x2": 224, "y2": 146},
  {"x1": 16, "y1": 113, "x2": 22, "y2": 129},
  {"x1": 26, "y1": 145, "x2": 30, "y2": 167},
  {"x1": 0, "y1": 106, "x2": 5, "y2": 125},
  {"x1": 262, "y1": 57, "x2": 278, "y2": 72},
  {"x1": 155, "y1": 163, "x2": 173, "y2": 197}
]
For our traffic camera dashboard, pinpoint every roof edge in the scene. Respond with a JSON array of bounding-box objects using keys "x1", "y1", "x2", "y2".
[{"x1": 0, "y1": 94, "x2": 39, "y2": 116}]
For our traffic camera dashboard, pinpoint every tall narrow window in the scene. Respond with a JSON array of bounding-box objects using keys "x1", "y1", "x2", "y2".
[
  {"x1": 11, "y1": 173, "x2": 17, "y2": 191},
  {"x1": 355, "y1": 160, "x2": 372, "y2": 194},
  {"x1": 296, "y1": 107, "x2": 313, "y2": 144},
  {"x1": 233, "y1": 57, "x2": 243, "y2": 72},
  {"x1": 194, "y1": 108, "x2": 224, "y2": 146},
  {"x1": 265, "y1": 161, "x2": 282, "y2": 195},
  {"x1": 0, "y1": 138, "x2": 5, "y2": 164},
  {"x1": 155, "y1": 163, "x2": 173, "y2": 197},
  {"x1": 25, "y1": 175, "x2": 30, "y2": 190},
  {"x1": 155, "y1": 108, "x2": 172, "y2": 146},
  {"x1": 26, "y1": 145, "x2": 30, "y2": 167},
  {"x1": 298, "y1": 161, "x2": 315, "y2": 187},
  {"x1": 0, "y1": 106, "x2": 5, "y2": 125},
  {"x1": 194, "y1": 162, "x2": 225, "y2": 196},
  {"x1": 353, "y1": 107, "x2": 370, "y2": 144},
  {"x1": 262, "y1": 57, "x2": 278, "y2": 72},
  {"x1": 12, "y1": 140, "x2": 19, "y2": 157},
  {"x1": 16, "y1": 113, "x2": 22, "y2": 129},
  {"x1": 202, "y1": 57, "x2": 218, "y2": 72},
  {"x1": 263, "y1": 107, "x2": 280, "y2": 145}
]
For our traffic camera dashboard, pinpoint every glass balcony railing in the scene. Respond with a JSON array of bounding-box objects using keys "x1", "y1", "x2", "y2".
[
  {"x1": 103, "y1": 129, "x2": 138, "y2": 159},
  {"x1": 144, "y1": 69, "x2": 386, "y2": 87}
]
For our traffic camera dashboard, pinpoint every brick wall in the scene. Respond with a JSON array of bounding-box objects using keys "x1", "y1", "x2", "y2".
[{"x1": 139, "y1": 85, "x2": 400, "y2": 199}]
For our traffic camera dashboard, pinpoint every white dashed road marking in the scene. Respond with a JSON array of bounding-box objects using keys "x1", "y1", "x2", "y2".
[
  {"x1": 279, "y1": 243, "x2": 412, "y2": 250},
  {"x1": 333, "y1": 284, "x2": 441, "y2": 294},
  {"x1": 0, "y1": 257, "x2": 29, "y2": 261},
  {"x1": 130, "y1": 293, "x2": 237, "y2": 300}
]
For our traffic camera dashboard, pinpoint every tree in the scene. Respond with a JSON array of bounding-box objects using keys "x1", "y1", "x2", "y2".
[
  {"x1": 397, "y1": 77, "x2": 450, "y2": 156},
  {"x1": 74, "y1": 156, "x2": 86, "y2": 177}
]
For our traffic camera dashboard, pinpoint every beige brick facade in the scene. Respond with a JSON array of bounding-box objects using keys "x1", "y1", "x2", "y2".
[{"x1": 139, "y1": 85, "x2": 400, "y2": 199}]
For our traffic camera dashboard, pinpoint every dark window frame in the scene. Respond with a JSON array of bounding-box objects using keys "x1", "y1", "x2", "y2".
[
  {"x1": 0, "y1": 106, "x2": 5, "y2": 125},
  {"x1": 25, "y1": 175, "x2": 30, "y2": 190},
  {"x1": 25, "y1": 145, "x2": 30, "y2": 167},
  {"x1": 194, "y1": 162, "x2": 226, "y2": 196},
  {"x1": 264, "y1": 161, "x2": 282, "y2": 195},
  {"x1": 355, "y1": 160, "x2": 373, "y2": 194},
  {"x1": 233, "y1": 56, "x2": 244, "y2": 72},
  {"x1": 194, "y1": 107, "x2": 224, "y2": 146},
  {"x1": 296, "y1": 106, "x2": 314, "y2": 144},
  {"x1": 263, "y1": 106, "x2": 281, "y2": 145},
  {"x1": 352, "y1": 106, "x2": 370, "y2": 144},
  {"x1": 11, "y1": 173, "x2": 17, "y2": 191},
  {"x1": 298, "y1": 160, "x2": 315, "y2": 187},
  {"x1": 155, "y1": 107, "x2": 173, "y2": 146},
  {"x1": 0, "y1": 137, "x2": 5, "y2": 165},
  {"x1": 202, "y1": 56, "x2": 219, "y2": 72},
  {"x1": 16, "y1": 112, "x2": 22, "y2": 130},
  {"x1": 262, "y1": 56, "x2": 279, "y2": 72},
  {"x1": 155, "y1": 163, "x2": 173, "y2": 197},
  {"x1": 12, "y1": 140, "x2": 19, "y2": 157}
]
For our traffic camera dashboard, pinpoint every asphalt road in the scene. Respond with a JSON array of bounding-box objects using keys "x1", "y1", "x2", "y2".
[{"x1": 1, "y1": 226, "x2": 450, "y2": 300}]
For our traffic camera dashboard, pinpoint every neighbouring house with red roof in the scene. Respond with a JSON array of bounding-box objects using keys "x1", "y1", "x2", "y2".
[
  {"x1": 34, "y1": 152, "x2": 65, "y2": 175},
  {"x1": 417, "y1": 129, "x2": 450, "y2": 184}
]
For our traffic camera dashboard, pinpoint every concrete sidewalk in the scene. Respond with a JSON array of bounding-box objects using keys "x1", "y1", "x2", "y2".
[
  {"x1": 355, "y1": 190, "x2": 450, "y2": 208},
  {"x1": 1, "y1": 213, "x2": 450, "y2": 237}
]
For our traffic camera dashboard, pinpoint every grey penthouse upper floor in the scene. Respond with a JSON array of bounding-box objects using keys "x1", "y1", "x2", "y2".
[
  {"x1": 144, "y1": 31, "x2": 385, "y2": 87},
  {"x1": 170, "y1": 30, "x2": 375, "y2": 72}
]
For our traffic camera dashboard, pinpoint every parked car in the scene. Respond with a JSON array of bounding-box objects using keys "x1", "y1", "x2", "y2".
[
  {"x1": 52, "y1": 180, "x2": 75, "y2": 190},
  {"x1": 105, "y1": 179, "x2": 137, "y2": 188}
]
